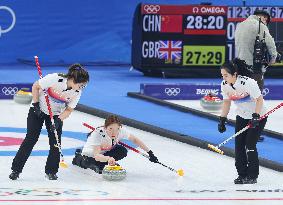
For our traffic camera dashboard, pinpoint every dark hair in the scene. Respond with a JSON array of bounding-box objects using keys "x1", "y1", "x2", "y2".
[
  {"x1": 104, "y1": 115, "x2": 122, "y2": 128},
  {"x1": 220, "y1": 58, "x2": 252, "y2": 77},
  {"x1": 59, "y1": 63, "x2": 89, "y2": 84}
]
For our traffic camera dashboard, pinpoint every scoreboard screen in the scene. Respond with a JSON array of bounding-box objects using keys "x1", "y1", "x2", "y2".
[
  {"x1": 131, "y1": 4, "x2": 283, "y2": 78},
  {"x1": 227, "y1": 6, "x2": 283, "y2": 61}
]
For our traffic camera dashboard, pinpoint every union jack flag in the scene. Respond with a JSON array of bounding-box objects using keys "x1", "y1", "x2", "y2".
[{"x1": 158, "y1": 40, "x2": 182, "y2": 62}]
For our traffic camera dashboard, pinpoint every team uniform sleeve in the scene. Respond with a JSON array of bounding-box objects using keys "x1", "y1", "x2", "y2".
[
  {"x1": 117, "y1": 128, "x2": 131, "y2": 141},
  {"x1": 246, "y1": 78, "x2": 262, "y2": 99},
  {"x1": 67, "y1": 92, "x2": 81, "y2": 109},
  {"x1": 38, "y1": 73, "x2": 59, "y2": 90},
  {"x1": 87, "y1": 132, "x2": 101, "y2": 146},
  {"x1": 82, "y1": 132, "x2": 102, "y2": 157},
  {"x1": 221, "y1": 81, "x2": 229, "y2": 100}
]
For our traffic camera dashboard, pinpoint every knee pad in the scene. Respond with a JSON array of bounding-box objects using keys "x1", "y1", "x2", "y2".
[
  {"x1": 246, "y1": 148, "x2": 255, "y2": 153},
  {"x1": 246, "y1": 148, "x2": 258, "y2": 160},
  {"x1": 246, "y1": 145, "x2": 257, "y2": 153},
  {"x1": 120, "y1": 146, "x2": 128, "y2": 157},
  {"x1": 80, "y1": 156, "x2": 90, "y2": 169},
  {"x1": 72, "y1": 153, "x2": 88, "y2": 169}
]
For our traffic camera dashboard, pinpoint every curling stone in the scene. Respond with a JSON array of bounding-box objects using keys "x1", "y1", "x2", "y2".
[
  {"x1": 13, "y1": 89, "x2": 32, "y2": 104},
  {"x1": 102, "y1": 165, "x2": 126, "y2": 181},
  {"x1": 200, "y1": 93, "x2": 222, "y2": 111}
]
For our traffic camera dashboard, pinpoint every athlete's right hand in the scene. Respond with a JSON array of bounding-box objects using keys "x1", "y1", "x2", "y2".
[
  {"x1": 32, "y1": 102, "x2": 44, "y2": 118},
  {"x1": 148, "y1": 150, "x2": 158, "y2": 163},
  {"x1": 218, "y1": 116, "x2": 227, "y2": 133},
  {"x1": 250, "y1": 113, "x2": 260, "y2": 128},
  {"x1": 107, "y1": 157, "x2": 116, "y2": 165}
]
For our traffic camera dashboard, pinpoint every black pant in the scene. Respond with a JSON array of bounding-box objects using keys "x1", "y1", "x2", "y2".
[
  {"x1": 235, "y1": 115, "x2": 267, "y2": 179},
  {"x1": 76, "y1": 145, "x2": 128, "y2": 170},
  {"x1": 250, "y1": 73, "x2": 264, "y2": 92},
  {"x1": 11, "y1": 107, "x2": 63, "y2": 174}
]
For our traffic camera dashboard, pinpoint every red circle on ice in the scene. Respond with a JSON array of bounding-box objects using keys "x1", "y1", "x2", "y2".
[{"x1": 0, "y1": 136, "x2": 23, "y2": 146}]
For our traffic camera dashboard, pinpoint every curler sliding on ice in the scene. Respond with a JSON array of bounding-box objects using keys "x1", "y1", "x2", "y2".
[
  {"x1": 208, "y1": 102, "x2": 283, "y2": 155},
  {"x1": 77, "y1": 117, "x2": 184, "y2": 177},
  {"x1": 73, "y1": 116, "x2": 159, "y2": 177}
]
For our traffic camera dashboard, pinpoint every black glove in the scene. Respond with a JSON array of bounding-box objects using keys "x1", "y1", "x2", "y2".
[
  {"x1": 250, "y1": 113, "x2": 260, "y2": 128},
  {"x1": 32, "y1": 102, "x2": 44, "y2": 118},
  {"x1": 148, "y1": 150, "x2": 158, "y2": 163},
  {"x1": 50, "y1": 116, "x2": 63, "y2": 133},
  {"x1": 218, "y1": 116, "x2": 227, "y2": 133}
]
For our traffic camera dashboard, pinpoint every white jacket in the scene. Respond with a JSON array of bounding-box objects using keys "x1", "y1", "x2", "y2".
[
  {"x1": 221, "y1": 75, "x2": 266, "y2": 119},
  {"x1": 235, "y1": 15, "x2": 277, "y2": 66}
]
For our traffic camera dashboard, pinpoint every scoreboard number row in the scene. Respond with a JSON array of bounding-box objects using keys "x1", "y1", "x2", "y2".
[{"x1": 228, "y1": 6, "x2": 283, "y2": 18}]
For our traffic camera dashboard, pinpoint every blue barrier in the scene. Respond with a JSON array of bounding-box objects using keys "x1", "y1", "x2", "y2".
[
  {"x1": 140, "y1": 83, "x2": 283, "y2": 100},
  {"x1": 0, "y1": 83, "x2": 32, "y2": 99}
]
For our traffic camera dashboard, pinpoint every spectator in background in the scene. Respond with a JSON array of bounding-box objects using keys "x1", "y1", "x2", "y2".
[
  {"x1": 235, "y1": 10, "x2": 277, "y2": 90},
  {"x1": 235, "y1": 10, "x2": 278, "y2": 142}
]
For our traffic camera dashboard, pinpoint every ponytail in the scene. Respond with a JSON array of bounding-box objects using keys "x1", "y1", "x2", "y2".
[
  {"x1": 221, "y1": 58, "x2": 252, "y2": 77},
  {"x1": 58, "y1": 63, "x2": 89, "y2": 84},
  {"x1": 232, "y1": 58, "x2": 252, "y2": 77}
]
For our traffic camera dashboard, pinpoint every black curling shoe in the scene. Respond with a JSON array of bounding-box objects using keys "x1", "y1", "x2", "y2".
[
  {"x1": 242, "y1": 177, "x2": 257, "y2": 184},
  {"x1": 45, "y1": 173, "x2": 58, "y2": 180},
  {"x1": 9, "y1": 171, "x2": 20, "y2": 180},
  {"x1": 234, "y1": 176, "x2": 245, "y2": 184}
]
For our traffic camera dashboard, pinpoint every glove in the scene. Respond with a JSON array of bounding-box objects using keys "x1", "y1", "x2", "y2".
[
  {"x1": 218, "y1": 116, "x2": 227, "y2": 133},
  {"x1": 250, "y1": 113, "x2": 260, "y2": 128},
  {"x1": 50, "y1": 116, "x2": 63, "y2": 133},
  {"x1": 148, "y1": 150, "x2": 158, "y2": 163},
  {"x1": 32, "y1": 102, "x2": 44, "y2": 118}
]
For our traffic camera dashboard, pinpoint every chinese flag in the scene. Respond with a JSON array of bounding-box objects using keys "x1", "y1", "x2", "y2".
[{"x1": 161, "y1": 15, "x2": 182, "y2": 33}]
